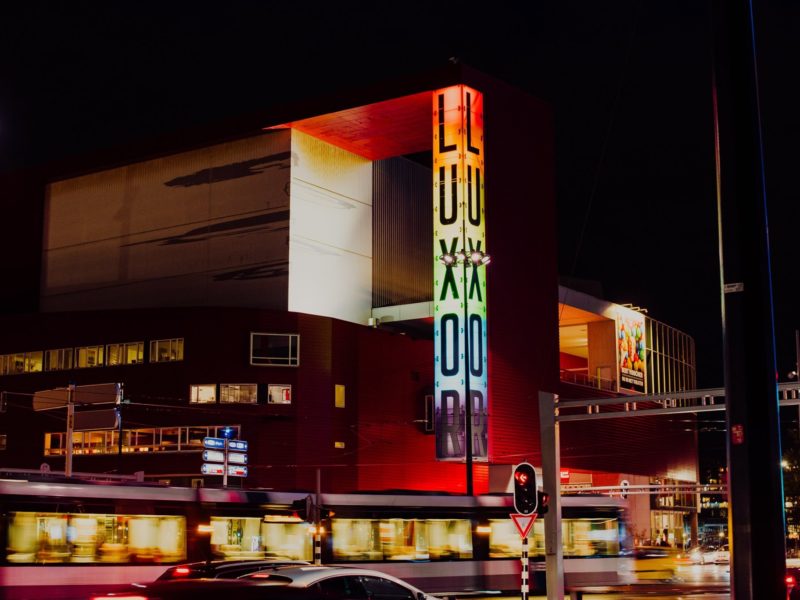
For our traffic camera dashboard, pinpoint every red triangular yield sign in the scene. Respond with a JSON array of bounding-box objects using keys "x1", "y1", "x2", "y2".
[{"x1": 510, "y1": 513, "x2": 537, "y2": 538}]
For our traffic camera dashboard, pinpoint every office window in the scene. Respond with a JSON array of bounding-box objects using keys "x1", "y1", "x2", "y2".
[
  {"x1": 268, "y1": 384, "x2": 292, "y2": 404},
  {"x1": 107, "y1": 342, "x2": 144, "y2": 366},
  {"x1": 190, "y1": 384, "x2": 216, "y2": 404},
  {"x1": 220, "y1": 384, "x2": 257, "y2": 404},
  {"x1": 150, "y1": 338, "x2": 184, "y2": 363},
  {"x1": 250, "y1": 333, "x2": 299, "y2": 367},
  {"x1": 0, "y1": 434, "x2": 6, "y2": 450},
  {"x1": 45, "y1": 348, "x2": 73, "y2": 372},
  {"x1": 335, "y1": 384, "x2": 345, "y2": 408},
  {"x1": 75, "y1": 345, "x2": 105, "y2": 369},
  {"x1": 25, "y1": 352, "x2": 43, "y2": 373}
]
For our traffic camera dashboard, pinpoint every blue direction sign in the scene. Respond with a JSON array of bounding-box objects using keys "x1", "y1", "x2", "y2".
[
  {"x1": 203, "y1": 437, "x2": 225, "y2": 449},
  {"x1": 228, "y1": 440, "x2": 248, "y2": 451}
]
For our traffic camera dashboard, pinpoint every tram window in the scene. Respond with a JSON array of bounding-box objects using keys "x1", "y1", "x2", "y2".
[
  {"x1": 331, "y1": 518, "x2": 472, "y2": 561},
  {"x1": 209, "y1": 517, "x2": 312, "y2": 561},
  {"x1": 488, "y1": 517, "x2": 620, "y2": 558},
  {"x1": 6, "y1": 511, "x2": 186, "y2": 564}
]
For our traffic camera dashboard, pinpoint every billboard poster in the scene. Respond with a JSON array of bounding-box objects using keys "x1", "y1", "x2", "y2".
[
  {"x1": 616, "y1": 308, "x2": 646, "y2": 393},
  {"x1": 433, "y1": 85, "x2": 488, "y2": 461}
]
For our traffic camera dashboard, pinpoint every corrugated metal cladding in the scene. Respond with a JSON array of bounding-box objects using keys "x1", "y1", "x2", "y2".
[{"x1": 372, "y1": 158, "x2": 432, "y2": 308}]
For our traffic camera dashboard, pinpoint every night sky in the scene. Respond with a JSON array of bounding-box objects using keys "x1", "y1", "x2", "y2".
[{"x1": 1, "y1": 1, "x2": 799, "y2": 397}]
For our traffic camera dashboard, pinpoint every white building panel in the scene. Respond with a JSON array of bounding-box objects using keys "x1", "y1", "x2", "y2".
[{"x1": 288, "y1": 131, "x2": 373, "y2": 325}]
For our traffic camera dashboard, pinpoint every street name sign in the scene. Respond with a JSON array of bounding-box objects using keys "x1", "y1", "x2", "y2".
[
  {"x1": 201, "y1": 463, "x2": 225, "y2": 475},
  {"x1": 203, "y1": 450, "x2": 224, "y2": 463},
  {"x1": 228, "y1": 452, "x2": 247, "y2": 465},
  {"x1": 203, "y1": 437, "x2": 225, "y2": 449},
  {"x1": 228, "y1": 440, "x2": 248, "y2": 451}
]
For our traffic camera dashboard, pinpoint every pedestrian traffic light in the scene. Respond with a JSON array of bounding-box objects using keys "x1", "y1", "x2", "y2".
[
  {"x1": 513, "y1": 462, "x2": 538, "y2": 515},
  {"x1": 537, "y1": 491, "x2": 550, "y2": 516}
]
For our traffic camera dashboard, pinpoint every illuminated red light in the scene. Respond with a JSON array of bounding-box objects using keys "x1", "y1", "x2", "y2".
[
  {"x1": 515, "y1": 472, "x2": 528, "y2": 484},
  {"x1": 91, "y1": 597, "x2": 147, "y2": 600},
  {"x1": 786, "y1": 574, "x2": 796, "y2": 587},
  {"x1": 174, "y1": 567, "x2": 191, "y2": 576}
]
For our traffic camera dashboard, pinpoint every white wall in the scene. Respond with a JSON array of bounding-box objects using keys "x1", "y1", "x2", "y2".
[{"x1": 288, "y1": 131, "x2": 373, "y2": 325}]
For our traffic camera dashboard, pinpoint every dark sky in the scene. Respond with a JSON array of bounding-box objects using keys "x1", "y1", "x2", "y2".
[{"x1": 1, "y1": 1, "x2": 798, "y2": 390}]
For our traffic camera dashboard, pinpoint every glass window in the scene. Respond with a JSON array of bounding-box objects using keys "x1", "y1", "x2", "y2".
[
  {"x1": 25, "y1": 351, "x2": 43, "y2": 373},
  {"x1": 150, "y1": 338, "x2": 184, "y2": 363},
  {"x1": 250, "y1": 333, "x2": 299, "y2": 367},
  {"x1": 316, "y1": 576, "x2": 368, "y2": 600},
  {"x1": 75, "y1": 345, "x2": 105, "y2": 368},
  {"x1": 360, "y1": 577, "x2": 415, "y2": 600},
  {"x1": 190, "y1": 384, "x2": 216, "y2": 404},
  {"x1": 268, "y1": 384, "x2": 292, "y2": 404},
  {"x1": 210, "y1": 517, "x2": 312, "y2": 561},
  {"x1": 0, "y1": 434, "x2": 6, "y2": 450},
  {"x1": 6, "y1": 511, "x2": 186, "y2": 564},
  {"x1": 44, "y1": 348, "x2": 73, "y2": 372},
  {"x1": 335, "y1": 385, "x2": 345, "y2": 408},
  {"x1": 108, "y1": 342, "x2": 144, "y2": 366},
  {"x1": 220, "y1": 384, "x2": 258, "y2": 404},
  {"x1": 331, "y1": 518, "x2": 472, "y2": 561},
  {"x1": 488, "y1": 516, "x2": 620, "y2": 558}
]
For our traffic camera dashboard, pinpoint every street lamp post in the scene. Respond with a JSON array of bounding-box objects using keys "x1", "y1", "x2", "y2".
[{"x1": 440, "y1": 249, "x2": 490, "y2": 495}]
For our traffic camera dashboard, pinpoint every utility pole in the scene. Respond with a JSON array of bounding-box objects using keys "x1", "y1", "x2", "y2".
[{"x1": 712, "y1": 0, "x2": 786, "y2": 597}]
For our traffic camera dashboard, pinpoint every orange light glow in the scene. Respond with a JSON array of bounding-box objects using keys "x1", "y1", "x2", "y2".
[{"x1": 196, "y1": 523, "x2": 213, "y2": 534}]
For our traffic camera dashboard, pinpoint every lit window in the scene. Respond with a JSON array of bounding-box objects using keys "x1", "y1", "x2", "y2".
[
  {"x1": 44, "y1": 348, "x2": 73, "y2": 372},
  {"x1": 335, "y1": 384, "x2": 345, "y2": 408},
  {"x1": 75, "y1": 346, "x2": 105, "y2": 369},
  {"x1": 220, "y1": 384, "x2": 257, "y2": 404},
  {"x1": 190, "y1": 384, "x2": 216, "y2": 404},
  {"x1": 0, "y1": 434, "x2": 6, "y2": 450},
  {"x1": 267, "y1": 384, "x2": 292, "y2": 404},
  {"x1": 150, "y1": 338, "x2": 184, "y2": 363},
  {"x1": 250, "y1": 333, "x2": 299, "y2": 367},
  {"x1": 107, "y1": 342, "x2": 144, "y2": 366}
]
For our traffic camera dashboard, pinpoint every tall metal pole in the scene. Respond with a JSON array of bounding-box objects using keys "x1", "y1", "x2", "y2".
[
  {"x1": 315, "y1": 468, "x2": 322, "y2": 565},
  {"x1": 223, "y1": 438, "x2": 229, "y2": 488},
  {"x1": 795, "y1": 330, "x2": 800, "y2": 430},
  {"x1": 463, "y1": 259, "x2": 474, "y2": 496},
  {"x1": 65, "y1": 383, "x2": 75, "y2": 477},
  {"x1": 712, "y1": 0, "x2": 786, "y2": 597},
  {"x1": 538, "y1": 391, "x2": 564, "y2": 600}
]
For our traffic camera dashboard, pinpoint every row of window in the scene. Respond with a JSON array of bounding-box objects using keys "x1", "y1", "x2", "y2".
[
  {"x1": 0, "y1": 338, "x2": 183, "y2": 375},
  {"x1": 0, "y1": 332, "x2": 300, "y2": 376},
  {"x1": 189, "y1": 383, "x2": 292, "y2": 405},
  {"x1": 44, "y1": 425, "x2": 240, "y2": 456}
]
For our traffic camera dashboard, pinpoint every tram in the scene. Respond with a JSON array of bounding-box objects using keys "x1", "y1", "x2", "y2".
[{"x1": 0, "y1": 478, "x2": 632, "y2": 599}]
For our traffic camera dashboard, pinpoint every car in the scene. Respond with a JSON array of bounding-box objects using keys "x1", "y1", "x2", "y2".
[
  {"x1": 92, "y1": 566, "x2": 440, "y2": 600},
  {"x1": 697, "y1": 545, "x2": 725, "y2": 565},
  {"x1": 158, "y1": 559, "x2": 311, "y2": 580},
  {"x1": 675, "y1": 545, "x2": 704, "y2": 565},
  {"x1": 89, "y1": 579, "x2": 319, "y2": 600},
  {"x1": 242, "y1": 565, "x2": 439, "y2": 600},
  {"x1": 713, "y1": 544, "x2": 730, "y2": 564}
]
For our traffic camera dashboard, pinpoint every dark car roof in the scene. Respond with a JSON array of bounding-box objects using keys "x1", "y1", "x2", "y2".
[
  {"x1": 94, "y1": 579, "x2": 316, "y2": 599},
  {"x1": 158, "y1": 559, "x2": 311, "y2": 580}
]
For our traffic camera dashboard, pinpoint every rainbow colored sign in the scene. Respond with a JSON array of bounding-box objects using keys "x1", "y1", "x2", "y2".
[{"x1": 433, "y1": 85, "x2": 488, "y2": 461}]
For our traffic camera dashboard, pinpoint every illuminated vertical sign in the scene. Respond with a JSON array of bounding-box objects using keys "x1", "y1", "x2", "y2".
[
  {"x1": 616, "y1": 308, "x2": 646, "y2": 393},
  {"x1": 433, "y1": 86, "x2": 488, "y2": 461}
]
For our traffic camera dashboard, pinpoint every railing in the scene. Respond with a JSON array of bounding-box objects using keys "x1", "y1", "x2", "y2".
[{"x1": 559, "y1": 369, "x2": 616, "y2": 391}]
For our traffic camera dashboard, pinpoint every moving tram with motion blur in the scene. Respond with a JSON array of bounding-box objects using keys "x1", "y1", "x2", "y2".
[{"x1": 0, "y1": 478, "x2": 632, "y2": 599}]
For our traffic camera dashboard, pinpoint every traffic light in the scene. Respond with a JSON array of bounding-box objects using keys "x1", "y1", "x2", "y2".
[
  {"x1": 291, "y1": 496, "x2": 313, "y2": 522},
  {"x1": 537, "y1": 491, "x2": 550, "y2": 516},
  {"x1": 513, "y1": 462, "x2": 538, "y2": 515}
]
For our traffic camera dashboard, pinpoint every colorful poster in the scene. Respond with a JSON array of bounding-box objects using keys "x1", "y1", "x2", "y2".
[
  {"x1": 433, "y1": 85, "x2": 488, "y2": 461},
  {"x1": 616, "y1": 309, "x2": 646, "y2": 393}
]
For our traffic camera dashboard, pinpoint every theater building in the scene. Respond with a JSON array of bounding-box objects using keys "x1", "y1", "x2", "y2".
[{"x1": 0, "y1": 64, "x2": 697, "y2": 542}]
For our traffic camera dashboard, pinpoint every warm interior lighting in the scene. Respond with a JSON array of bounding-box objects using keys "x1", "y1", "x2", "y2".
[
  {"x1": 263, "y1": 514, "x2": 303, "y2": 523},
  {"x1": 197, "y1": 523, "x2": 213, "y2": 534},
  {"x1": 475, "y1": 525, "x2": 492, "y2": 534}
]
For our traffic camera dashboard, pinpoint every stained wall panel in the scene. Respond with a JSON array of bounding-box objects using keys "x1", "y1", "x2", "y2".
[{"x1": 42, "y1": 131, "x2": 292, "y2": 311}]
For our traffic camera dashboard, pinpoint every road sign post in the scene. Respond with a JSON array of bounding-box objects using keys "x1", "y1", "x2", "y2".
[
  {"x1": 510, "y1": 513, "x2": 537, "y2": 600},
  {"x1": 202, "y1": 436, "x2": 247, "y2": 487}
]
